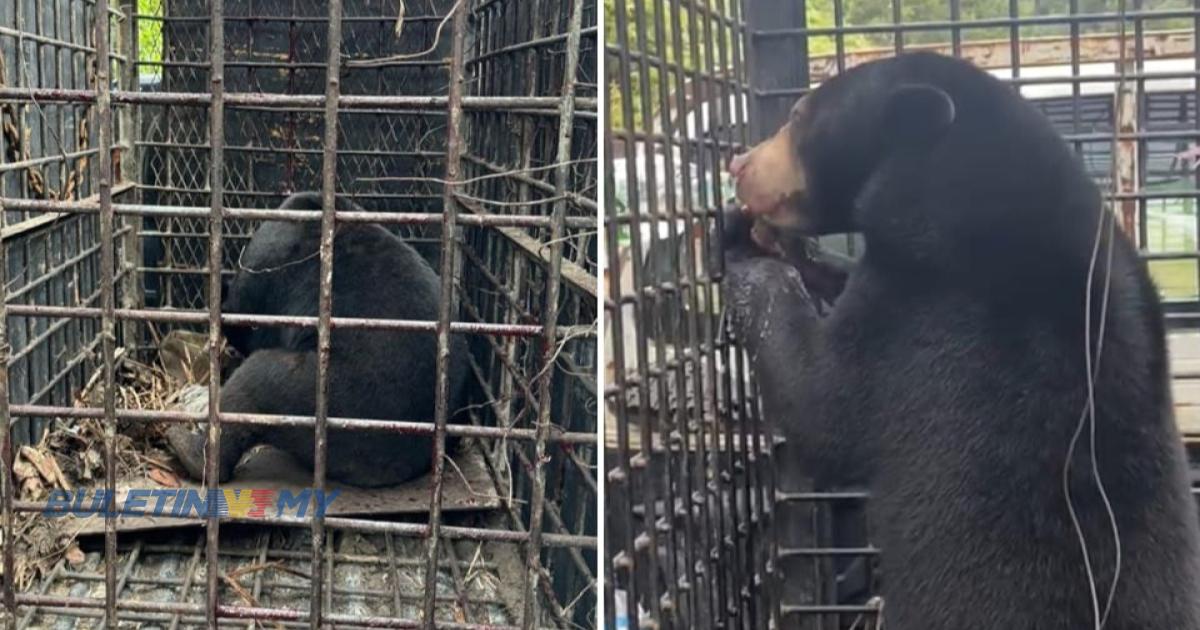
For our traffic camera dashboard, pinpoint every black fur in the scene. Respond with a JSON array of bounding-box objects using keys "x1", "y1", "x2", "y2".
[
  {"x1": 167, "y1": 192, "x2": 469, "y2": 488},
  {"x1": 722, "y1": 52, "x2": 1200, "y2": 628}
]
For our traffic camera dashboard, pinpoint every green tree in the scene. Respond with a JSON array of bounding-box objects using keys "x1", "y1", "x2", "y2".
[
  {"x1": 137, "y1": 0, "x2": 163, "y2": 79},
  {"x1": 606, "y1": 0, "x2": 868, "y2": 131},
  {"x1": 608, "y1": 0, "x2": 1194, "y2": 132}
]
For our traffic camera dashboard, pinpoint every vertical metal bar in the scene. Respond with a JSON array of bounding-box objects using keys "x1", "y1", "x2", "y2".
[
  {"x1": 604, "y1": 3, "x2": 642, "y2": 624},
  {"x1": 1068, "y1": 0, "x2": 1082, "y2": 160},
  {"x1": 1008, "y1": 0, "x2": 1020, "y2": 82},
  {"x1": 1131, "y1": 0, "x2": 1145, "y2": 246},
  {"x1": 497, "y1": 0, "x2": 542, "y2": 486},
  {"x1": 703, "y1": 0, "x2": 746, "y2": 622},
  {"x1": 696, "y1": 0, "x2": 736, "y2": 624},
  {"x1": 12, "y1": 0, "x2": 32, "y2": 451},
  {"x1": 421, "y1": 3, "x2": 466, "y2": 628},
  {"x1": 682, "y1": 2, "x2": 723, "y2": 625},
  {"x1": 384, "y1": 534, "x2": 403, "y2": 616},
  {"x1": 1193, "y1": 0, "x2": 1199, "y2": 300},
  {"x1": 645, "y1": 0, "x2": 684, "y2": 624},
  {"x1": 312, "y1": 0, "x2": 344, "y2": 627},
  {"x1": 665, "y1": 0, "x2": 707, "y2": 623},
  {"x1": 521, "y1": 0, "x2": 583, "y2": 626},
  {"x1": 0, "y1": 161, "x2": 14, "y2": 630},
  {"x1": 93, "y1": 0, "x2": 119, "y2": 625},
  {"x1": 721, "y1": 5, "x2": 760, "y2": 623},
  {"x1": 119, "y1": 0, "x2": 141, "y2": 347},
  {"x1": 833, "y1": 0, "x2": 846, "y2": 75},
  {"x1": 246, "y1": 532, "x2": 271, "y2": 630},
  {"x1": 949, "y1": 0, "x2": 961, "y2": 58},
  {"x1": 204, "y1": 0, "x2": 226, "y2": 625},
  {"x1": 631, "y1": 0, "x2": 669, "y2": 625},
  {"x1": 167, "y1": 533, "x2": 206, "y2": 630}
]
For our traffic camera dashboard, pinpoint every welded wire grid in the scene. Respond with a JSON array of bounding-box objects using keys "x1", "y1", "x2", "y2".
[
  {"x1": 603, "y1": 1, "x2": 774, "y2": 629},
  {"x1": 0, "y1": 0, "x2": 598, "y2": 628},
  {"x1": 605, "y1": 0, "x2": 1200, "y2": 629}
]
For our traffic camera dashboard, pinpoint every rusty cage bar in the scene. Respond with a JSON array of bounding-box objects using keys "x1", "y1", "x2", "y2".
[
  {"x1": 0, "y1": 0, "x2": 598, "y2": 628},
  {"x1": 605, "y1": 0, "x2": 1200, "y2": 629}
]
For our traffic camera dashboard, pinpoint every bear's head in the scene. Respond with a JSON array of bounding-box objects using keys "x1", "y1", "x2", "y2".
[{"x1": 729, "y1": 53, "x2": 959, "y2": 236}]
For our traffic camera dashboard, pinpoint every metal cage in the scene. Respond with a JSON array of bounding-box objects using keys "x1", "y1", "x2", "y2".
[
  {"x1": 0, "y1": 0, "x2": 598, "y2": 628},
  {"x1": 604, "y1": 0, "x2": 1200, "y2": 629}
]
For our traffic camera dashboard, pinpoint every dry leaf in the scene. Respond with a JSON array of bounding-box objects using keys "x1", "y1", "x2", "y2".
[
  {"x1": 13, "y1": 457, "x2": 34, "y2": 480},
  {"x1": 19, "y1": 446, "x2": 71, "y2": 491},
  {"x1": 64, "y1": 545, "x2": 85, "y2": 566},
  {"x1": 81, "y1": 448, "x2": 102, "y2": 480},
  {"x1": 148, "y1": 468, "x2": 181, "y2": 488}
]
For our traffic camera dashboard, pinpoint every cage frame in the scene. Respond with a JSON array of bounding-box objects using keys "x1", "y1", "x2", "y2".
[
  {"x1": 0, "y1": 0, "x2": 599, "y2": 628},
  {"x1": 604, "y1": 0, "x2": 1200, "y2": 629}
]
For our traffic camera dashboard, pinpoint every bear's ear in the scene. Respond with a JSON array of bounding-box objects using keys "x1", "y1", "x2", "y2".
[{"x1": 881, "y1": 83, "x2": 955, "y2": 148}]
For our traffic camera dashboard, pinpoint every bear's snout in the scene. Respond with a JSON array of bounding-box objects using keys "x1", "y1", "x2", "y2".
[{"x1": 729, "y1": 123, "x2": 808, "y2": 231}]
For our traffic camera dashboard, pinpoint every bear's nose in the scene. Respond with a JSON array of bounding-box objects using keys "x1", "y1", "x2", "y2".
[{"x1": 729, "y1": 151, "x2": 750, "y2": 179}]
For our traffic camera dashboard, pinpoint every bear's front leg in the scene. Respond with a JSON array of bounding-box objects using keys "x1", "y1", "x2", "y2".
[{"x1": 716, "y1": 206, "x2": 865, "y2": 484}]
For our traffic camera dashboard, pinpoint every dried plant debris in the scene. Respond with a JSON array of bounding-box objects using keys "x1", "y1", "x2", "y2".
[{"x1": 4, "y1": 332, "x2": 220, "y2": 588}]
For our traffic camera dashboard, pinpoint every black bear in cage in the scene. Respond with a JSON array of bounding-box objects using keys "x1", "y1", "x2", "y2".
[
  {"x1": 166, "y1": 192, "x2": 470, "y2": 487},
  {"x1": 723, "y1": 52, "x2": 1200, "y2": 628}
]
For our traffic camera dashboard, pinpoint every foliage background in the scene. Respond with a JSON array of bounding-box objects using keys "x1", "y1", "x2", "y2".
[{"x1": 605, "y1": 0, "x2": 1193, "y2": 131}]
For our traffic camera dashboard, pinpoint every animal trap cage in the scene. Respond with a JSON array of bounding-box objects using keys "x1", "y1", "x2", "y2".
[
  {"x1": 604, "y1": 0, "x2": 1200, "y2": 629},
  {"x1": 0, "y1": 0, "x2": 598, "y2": 628}
]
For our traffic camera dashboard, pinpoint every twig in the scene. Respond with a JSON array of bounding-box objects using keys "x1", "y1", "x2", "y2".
[{"x1": 347, "y1": 0, "x2": 464, "y2": 67}]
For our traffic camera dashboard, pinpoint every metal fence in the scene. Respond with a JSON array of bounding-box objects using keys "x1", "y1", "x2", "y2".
[
  {"x1": 604, "y1": 0, "x2": 1200, "y2": 629},
  {"x1": 0, "y1": 0, "x2": 598, "y2": 627}
]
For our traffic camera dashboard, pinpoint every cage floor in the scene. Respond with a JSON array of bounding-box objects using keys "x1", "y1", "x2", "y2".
[
  {"x1": 62, "y1": 443, "x2": 500, "y2": 536},
  {"x1": 19, "y1": 524, "x2": 525, "y2": 629}
]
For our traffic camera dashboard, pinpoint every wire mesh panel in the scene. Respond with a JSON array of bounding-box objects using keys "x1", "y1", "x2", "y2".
[
  {"x1": 603, "y1": 2, "x2": 774, "y2": 629},
  {"x1": 0, "y1": 0, "x2": 133, "y2": 453},
  {"x1": 607, "y1": 0, "x2": 1200, "y2": 629},
  {"x1": 0, "y1": 0, "x2": 597, "y2": 628}
]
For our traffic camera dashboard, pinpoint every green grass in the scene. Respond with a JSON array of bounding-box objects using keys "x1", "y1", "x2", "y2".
[
  {"x1": 1149, "y1": 259, "x2": 1199, "y2": 302},
  {"x1": 1145, "y1": 197, "x2": 1199, "y2": 302}
]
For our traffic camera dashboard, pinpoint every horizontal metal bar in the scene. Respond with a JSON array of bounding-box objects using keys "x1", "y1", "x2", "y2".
[
  {"x1": 14, "y1": 594, "x2": 563, "y2": 630},
  {"x1": 59, "y1": 571, "x2": 499, "y2": 605},
  {"x1": 777, "y1": 547, "x2": 880, "y2": 558},
  {"x1": 6, "y1": 225, "x2": 133, "y2": 303},
  {"x1": 137, "y1": 59, "x2": 448, "y2": 69},
  {"x1": 3, "y1": 303, "x2": 594, "y2": 339},
  {"x1": 132, "y1": 13, "x2": 449, "y2": 23},
  {"x1": 0, "y1": 198, "x2": 596, "y2": 229},
  {"x1": 775, "y1": 491, "x2": 869, "y2": 502},
  {"x1": 753, "y1": 8, "x2": 1200, "y2": 39},
  {"x1": 8, "y1": 405, "x2": 597, "y2": 445},
  {"x1": 134, "y1": 141, "x2": 444, "y2": 160},
  {"x1": 126, "y1": 543, "x2": 496, "y2": 567},
  {"x1": 0, "y1": 148, "x2": 104, "y2": 174},
  {"x1": 134, "y1": 185, "x2": 441, "y2": 200},
  {"x1": 780, "y1": 604, "x2": 880, "y2": 615},
  {"x1": 0, "y1": 26, "x2": 128, "y2": 60},
  {"x1": 8, "y1": 503, "x2": 596, "y2": 548},
  {"x1": 468, "y1": 26, "x2": 600, "y2": 65},
  {"x1": 135, "y1": 267, "x2": 237, "y2": 276},
  {"x1": 757, "y1": 72, "x2": 1200, "y2": 100},
  {"x1": 1, "y1": 183, "x2": 137, "y2": 242},
  {"x1": 461, "y1": 153, "x2": 597, "y2": 212},
  {"x1": 1142, "y1": 251, "x2": 1200, "y2": 260},
  {"x1": 0, "y1": 88, "x2": 597, "y2": 111}
]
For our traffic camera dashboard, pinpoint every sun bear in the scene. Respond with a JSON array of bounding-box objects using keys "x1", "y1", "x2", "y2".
[
  {"x1": 722, "y1": 52, "x2": 1200, "y2": 628},
  {"x1": 166, "y1": 192, "x2": 469, "y2": 488}
]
